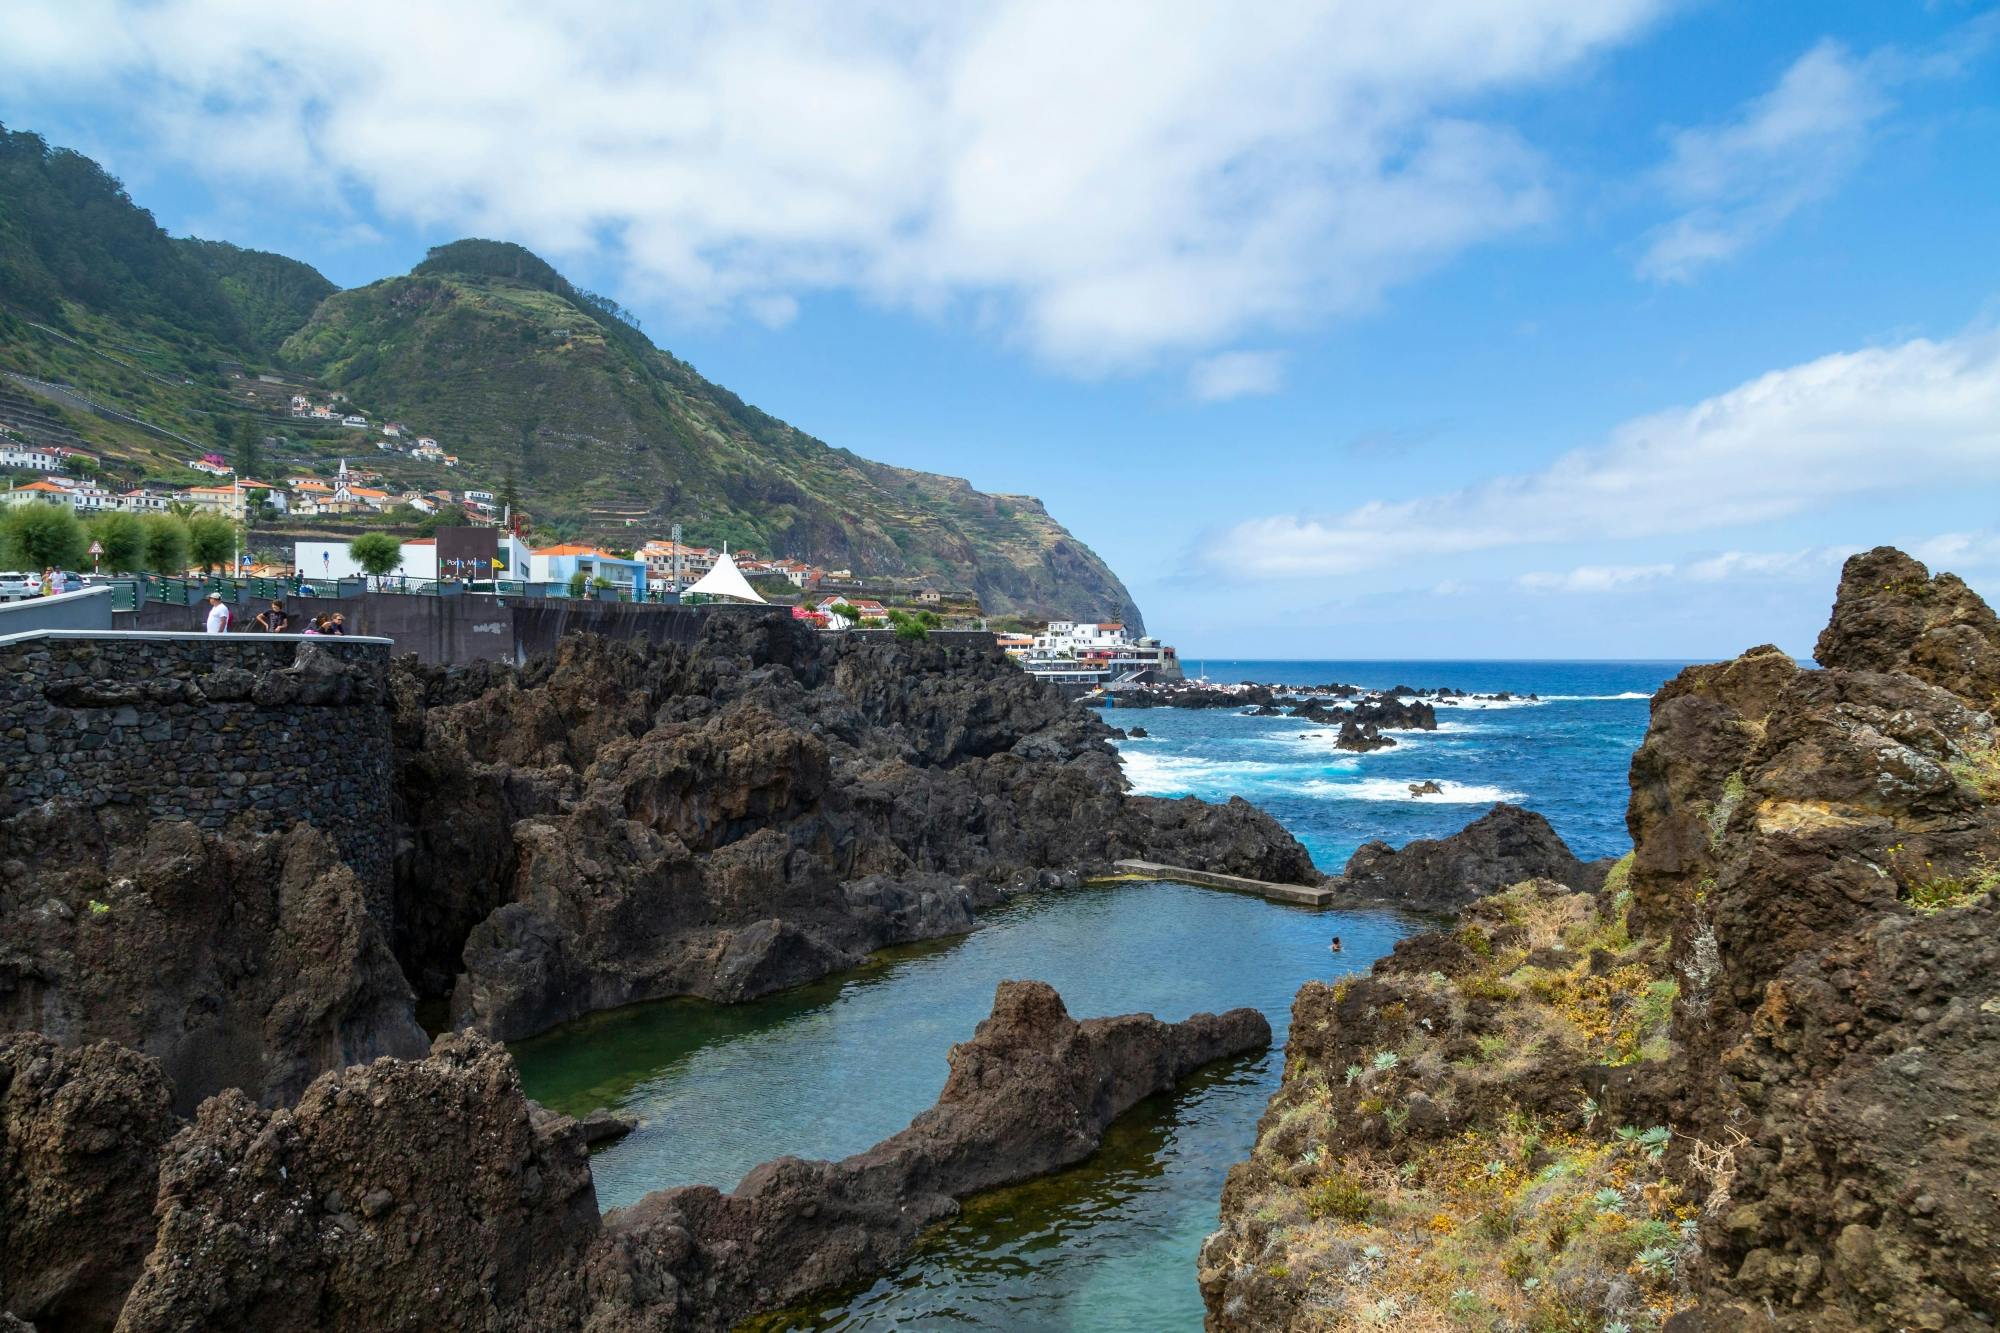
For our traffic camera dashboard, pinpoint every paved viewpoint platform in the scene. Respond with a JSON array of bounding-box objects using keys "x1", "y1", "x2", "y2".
[{"x1": 1110, "y1": 859, "x2": 1334, "y2": 907}]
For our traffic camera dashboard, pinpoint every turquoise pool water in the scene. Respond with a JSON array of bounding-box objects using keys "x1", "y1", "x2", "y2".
[{"x1": 514, "y1": 882, "x2": 1411, "y2": 1330}]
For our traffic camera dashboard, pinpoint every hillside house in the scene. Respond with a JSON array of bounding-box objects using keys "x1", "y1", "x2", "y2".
[
  {"x1": 342, "y1": 414, "x2": 369, "y2": 429},
  {"x1": 0, "y1": 445, "x2": 63, "y2": 472}
]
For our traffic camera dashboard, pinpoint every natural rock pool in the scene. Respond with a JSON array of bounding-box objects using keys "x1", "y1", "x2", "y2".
[{"x1": 512, "y1": 880, "x2": 1413, "y2": 1330}]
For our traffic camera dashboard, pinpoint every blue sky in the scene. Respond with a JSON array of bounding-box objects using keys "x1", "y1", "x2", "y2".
[{"x1": 4, "y1": 1, "x2": 1998, "y2": 658}]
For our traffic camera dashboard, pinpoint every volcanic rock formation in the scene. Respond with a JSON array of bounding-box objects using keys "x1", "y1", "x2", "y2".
[
  {"x1": 391, "y1": 617, "x2": 1317, "y2": 1039},
  {"x1": 1202, "y1": 547, "x2": 2000, "y2": 1330},
  {"x1": 0, "y1": 1036, "x2": 177, "y2": 1332},
  {"x1": 1328, "y1": 802, "x2": 1602, "y2": 912},
  {"x1": 0, "y1": 811, "x2": 425, "y2": 1114},
  {"x1": 25, "y1": 984, "x2": 1262, "y2": 1331}
]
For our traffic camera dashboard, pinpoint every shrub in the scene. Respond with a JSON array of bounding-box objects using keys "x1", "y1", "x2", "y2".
[
  {"x1": 0, "y1": 501, "x2": 87, "y2": 570},
  {"x1": 1304, "y1": 1171, "x2": 1375, "y2": 1222},
  {"x1": 187, "y1": 514, "x2": 238, "y2": 573},
  {"x1": 348, "y1": 532, "x2": 402, "y2": 578},
  {"x1": 141, "y1": 514, "x2": 189, "y2": 574},
  {"x1": 87, "y1": 510, "x2": 146, "y2": 572}
]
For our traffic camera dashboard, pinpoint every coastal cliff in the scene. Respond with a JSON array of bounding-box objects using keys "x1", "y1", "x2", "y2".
[{"x1": 1198, "y1": 546, "x2": 2000, "y2": 1330}]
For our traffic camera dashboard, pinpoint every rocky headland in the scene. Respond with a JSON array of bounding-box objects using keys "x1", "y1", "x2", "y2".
[
  {"x1": 1199, "y1": 547, "x2": 2000, "y2": 1330},
  {"x1": 0, "y1": 613, "x2": 1308, "y2": 1329}
]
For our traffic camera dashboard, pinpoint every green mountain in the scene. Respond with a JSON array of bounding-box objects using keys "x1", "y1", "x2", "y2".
[
  {"x1": 179, "y1": 238, "x2": 337, "y2": 358},
  {"x1": 0, "y1": 127, "x2": 1142, "y2": 628}
]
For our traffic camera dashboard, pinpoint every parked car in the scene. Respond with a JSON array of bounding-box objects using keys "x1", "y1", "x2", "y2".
[{"x1": 0, "y1": 571, "x2": 36, "y2": 601}]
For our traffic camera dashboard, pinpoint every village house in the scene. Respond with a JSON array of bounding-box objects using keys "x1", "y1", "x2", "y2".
[
  {"x1": 0, "y1": 444, "x2": 63, "y2": 472},
  {"x1": 526, "y1": 542, "x2": 649, "y2": 599},
  {"x1": 638, "y1": 539, "x2": 719, "y2": 586},
  {"x1": 816, "y1": 595, "x2": 888, "y2": 624},
  {"x1": 342, "y1": 414, "x2": 369, "y2": 429},
  {"x1": 175, "y1": 484, "x2": 249, "y2": 521}
]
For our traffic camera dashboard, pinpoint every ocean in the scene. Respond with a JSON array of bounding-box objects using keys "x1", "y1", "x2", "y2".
[{"x1": 1112, "y1": 659, "x2": 1686, "y2": 871}]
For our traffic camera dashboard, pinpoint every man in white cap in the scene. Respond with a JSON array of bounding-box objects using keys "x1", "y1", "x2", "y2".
[{"x1": 204, "y1": 591, "x2": 231, "y2": 634}]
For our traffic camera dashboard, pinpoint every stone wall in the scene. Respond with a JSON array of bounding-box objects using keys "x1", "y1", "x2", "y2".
[{"x1": 0, "y1": 631, "x2": 396, "y2": 913}]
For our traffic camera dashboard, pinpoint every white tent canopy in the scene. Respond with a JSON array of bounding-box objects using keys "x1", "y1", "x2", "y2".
[{"x1": 681, "y1": 549, "x2": 766, "y2": 603}]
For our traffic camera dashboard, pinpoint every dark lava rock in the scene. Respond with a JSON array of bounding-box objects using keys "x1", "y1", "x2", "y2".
[
  {"x1": 1408, "y1": 780, "x2": 1444, "y2": 796},
  {"x1": 115, "y1": 1032, "x2": 599, "y2": 1333},
  {"x1": 391, "y1": 619, "x2": 1314, "y2": 1040},
  {"x1": 0, "y1": 810, "x2": 425, "y2": 1113},
  {"x1": 0, "y1": 1034, "x2": 176, "y2": 1331},
  {"x1": 1329, "y1": 803, "x2": 1593, "y2": 911},
  {"x1": 582, "y1": 981, "x2": 1271, "y2": 1330},
  {"x1": 1350, "y1": 696, "x2": 1436, "y2": 730},
  {"x1": 1813, "y1": 543, "x2": 2000, "y2": 701},
  {"x1": 1334, "y1": 719, "x2": 1396, "y2": 752},
  {"x1": 579, "y1": 1109, "x2": 637, "y2": 1148},
  {"x1": 1127, "y1": 725, "x2": 1149, "y2": 737},
  {"x1": 105, "y1": 985, "x2": 1265, "y2": 1333}
]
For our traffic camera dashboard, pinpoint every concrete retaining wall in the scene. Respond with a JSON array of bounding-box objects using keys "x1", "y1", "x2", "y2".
[{"x1": 0, "y1": 585, "x2": 114, "y2": 632}]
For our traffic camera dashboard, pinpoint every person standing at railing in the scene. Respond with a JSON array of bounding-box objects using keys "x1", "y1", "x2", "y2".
[
  {"x1": 252, "y1": 599, "x2": 291, "y2": 634},
  {"x1": 203, "y1": 591, "x2": 231, "y2": 634}
]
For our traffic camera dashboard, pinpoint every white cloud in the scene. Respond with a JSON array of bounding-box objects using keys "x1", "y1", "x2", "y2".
[
  {"x1": 1682, "y1": 545, "x2": 1855, "y2": 583},
  {"x1": 1188, "y1": 350, "x2": 1285, "y2": 402},
  {"x1": 1636, "y1": 40, "x2": 1889, "y2": 283},
  {"x1": 1913, "y1": 530, "x2": 2000, "y2": 574},
  {"x1": 1211, "y1": 327, "x2": 2000, "y2": 578},
  {"x1": 1518, "y1": 563, "x2": 1673, "y2": 593},
  {"x1": 1632, "y1": 41, "x2": 1880, "y2": 280},
  {"x1": 0, "y1": 0, "x2": 1664, "y2": 372},
  {"x1": 1633, "y1": 16, "x2": 2000, "y2": 284},
  {"x1": 1516, "y1": 546, "x2": 1857, "y2": 594}
]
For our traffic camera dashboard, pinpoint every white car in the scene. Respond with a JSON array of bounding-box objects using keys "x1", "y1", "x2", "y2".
[{"x1": 0, "y1": 571, "x2": 39, "y2": 601}]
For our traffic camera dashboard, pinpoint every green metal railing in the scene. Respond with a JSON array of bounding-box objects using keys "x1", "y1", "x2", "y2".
[{"x1": 127, "y1": 573, "x2": 667, "y2": 607}]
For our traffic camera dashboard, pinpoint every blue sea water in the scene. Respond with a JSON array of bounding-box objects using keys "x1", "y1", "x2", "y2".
[{"x1": 1115, "y1": 659, "x2": 1686, "y2": 870}]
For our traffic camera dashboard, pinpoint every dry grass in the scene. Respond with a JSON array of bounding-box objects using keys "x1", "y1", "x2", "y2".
[
  {"x1": 1226, "y1": 881, "x2": 1689, "y2": 1330},
  {"x1": 1950, "y1": 740, "x2": 2000, "y2": 803}
]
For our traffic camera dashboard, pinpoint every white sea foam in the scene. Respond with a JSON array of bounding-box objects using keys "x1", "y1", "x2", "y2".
[
  {"x1": 1298, "y1": 778, "x2": 1526, "y2": 803},
  {"x1": 1538, "y1": 691, "x2": 1653, "y2": 701},
  {"x1": 1116, "y1": 747, "x2": 1302, "y2": 796}
]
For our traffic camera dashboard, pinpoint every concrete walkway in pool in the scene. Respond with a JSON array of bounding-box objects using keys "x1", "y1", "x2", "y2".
[{"x1": 1108, "y1": 860, "x2": 1333, "y2": 907}]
